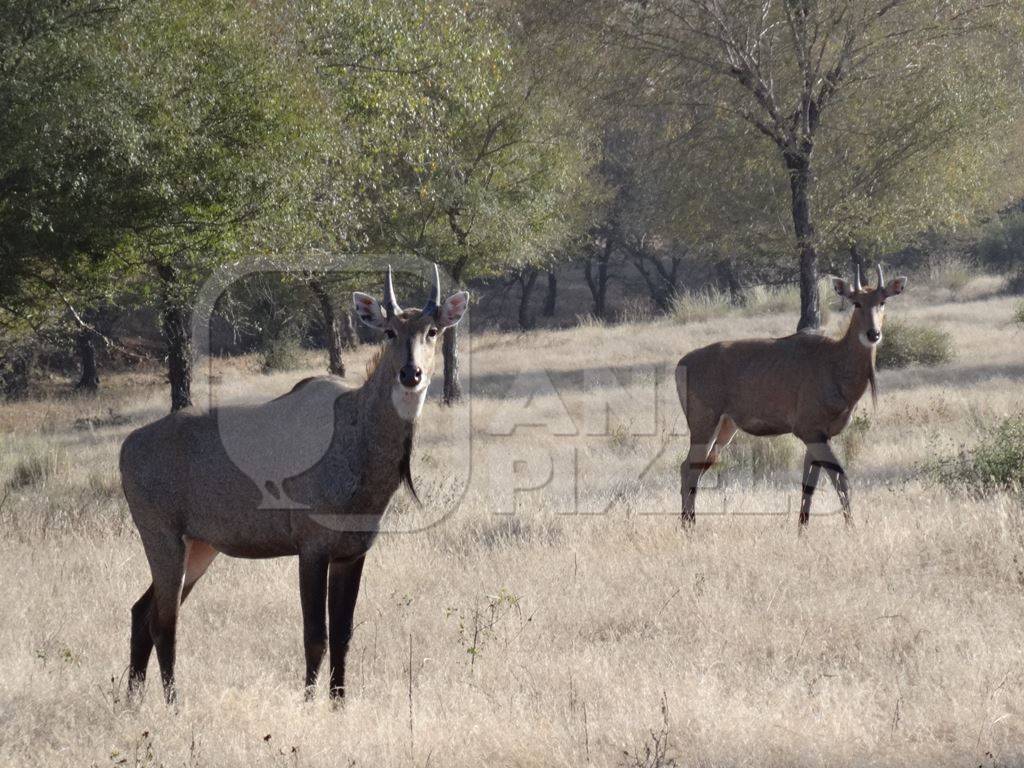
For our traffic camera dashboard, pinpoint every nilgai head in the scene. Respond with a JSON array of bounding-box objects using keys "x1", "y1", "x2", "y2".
[
  {"x1": 831, "y1": 264, "x2": 908, "y2": 348},
  {"x1": 353, "y1": 264, "x2": 468, "y2": 420}
]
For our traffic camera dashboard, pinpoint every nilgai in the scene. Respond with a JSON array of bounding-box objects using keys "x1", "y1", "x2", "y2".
[
  {"x1": 675, "y1": 264, "x2": 907, "y2": 526},
  {"x1": 120, "y1": 266, "x2": 468, "y2": 702}
]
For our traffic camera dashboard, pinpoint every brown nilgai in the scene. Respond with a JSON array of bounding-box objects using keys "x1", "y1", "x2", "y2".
[
  {"x1": 120, "y1": 266, "x2": 468, "y2": 703},
  {"x1": 675, "y1": 264, "x2": 906, "y2": 527}
]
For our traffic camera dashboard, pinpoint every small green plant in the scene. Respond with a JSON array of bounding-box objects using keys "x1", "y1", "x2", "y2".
[
  {"x1": 927, "y1": 414, "x2": 1024, "y2": 493},
  {"x1": 1014, "y1": 302, "x2": 1024, "y2": 326},
  {"x1": 876, "y1": 320, "x2": 953, "y2": 369}
]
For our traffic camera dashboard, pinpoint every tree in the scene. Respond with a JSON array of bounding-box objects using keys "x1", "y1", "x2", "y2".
[
  {"x1": 311, "y1": 0, "x2": 599, "y2": 402},
  {"x1": 0, "y1": 1, "x2": 137, "y2": 393},
  {"x1": 557, "y1": 0, "x2": 1024, "y2": 330},
  {"x1": 105, "y1": 0, "x2": 313, "y2": 410}
]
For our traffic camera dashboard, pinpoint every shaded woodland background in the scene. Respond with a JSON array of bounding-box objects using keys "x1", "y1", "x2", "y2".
[{"x1": 2, "y1": 0, "x2": 1024, "y2": 408}]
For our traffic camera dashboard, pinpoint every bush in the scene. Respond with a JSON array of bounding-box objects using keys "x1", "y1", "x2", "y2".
[
  {"x1": 975, "y1": 213, "x2": 1024, "y2": 275},
  {"x1": 876, "y1": 320, "x2": 953, "y2": 369},
  {"x1": 259, "y1": 332, "x2": 303, "y2": 373},
  {"x1": 928, "y1": 414, "x2": 1024, "y2": 493}
]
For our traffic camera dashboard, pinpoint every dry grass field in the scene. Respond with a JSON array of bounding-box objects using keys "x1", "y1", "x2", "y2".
[{"x1": 2, "y1": 277, "x2": 1023, "y2": 767}]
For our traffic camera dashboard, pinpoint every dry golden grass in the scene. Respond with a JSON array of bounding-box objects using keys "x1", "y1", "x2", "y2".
[{"x1": 2, "y1": 277, "x2": 1024, "y2": 767}]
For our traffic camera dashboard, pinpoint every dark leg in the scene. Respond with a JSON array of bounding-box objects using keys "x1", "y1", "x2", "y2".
[
  {"x1": 128, "y1": 584, "x2": 155, "y2": 698},
  {"x1": 806, "y1": 440, "x2": 852, "y2": 524},
  {"x1": 147, "y1": 541, "x2": 187, "y2": 704},
  {"x1": 328, "y1": 555, "x2": 366, "y2": 699},
  {"x1": 128, "y1": 539, "x2": 218, "y2": 701},
  {"x1": 798, "y1": 448, "x2": 822, "y2": 527},
  {"x1": 680, "y1": 419, "x2": 730, "y2": 526},
  {"x1": 299, "y1": 551, "x2": 330, "y2": 699}
]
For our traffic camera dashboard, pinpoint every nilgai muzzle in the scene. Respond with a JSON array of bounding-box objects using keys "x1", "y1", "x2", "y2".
[
  {"x1": 675, "y1": 264, "x2": 907, "y2": 527},
  {"x1": 120, "y1": 266, "x2": 468, "y2": 703}
]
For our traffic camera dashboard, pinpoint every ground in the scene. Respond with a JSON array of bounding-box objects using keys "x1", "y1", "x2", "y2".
[{"x1": 1, "y1": 276, "x2": 1022, "y2": 767}]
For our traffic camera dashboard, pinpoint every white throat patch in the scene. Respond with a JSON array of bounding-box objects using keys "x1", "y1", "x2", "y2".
[{"x1": 392, "y1": 383, "x2": 428, "y2": 421}]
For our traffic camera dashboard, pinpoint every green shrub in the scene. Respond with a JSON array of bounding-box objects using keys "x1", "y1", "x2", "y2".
[
  {"x1": 975, "y1": 213, "x2": 1024, "y2": 275},
  {"x1": 1014, "y1": 302, "x2": 1024, "y2": 326},
  {"x1": 876, "y1": 320, "x2": 953, "y2": 369},
  {"x1": 259, "y1": 332, "x2": 303, "y2": 373},
  {"x1": 928, "y1": 414, "x2": 1024, "y2": 493}
]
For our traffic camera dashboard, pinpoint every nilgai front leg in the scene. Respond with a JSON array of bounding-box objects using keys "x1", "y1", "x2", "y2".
[
  {"x1": 298, "y1": 551, "x2": 330, "y2": 699},
  {"x1": 800, "y1": 439, "x2": 852, "y2": 526},
  {"x1": 328, "y1": 555, "x2": 366, "y2": 699}
]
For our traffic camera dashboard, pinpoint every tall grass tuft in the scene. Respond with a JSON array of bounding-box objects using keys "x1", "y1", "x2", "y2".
[
  {"x1": 670, "y1": 288, "x2": 732, "y2": 323},
  {"x1": 6, "y1": 450, "x2": 63, "y2": 490},
  {"x1": 1014, "y1": 302, "x2": 1024, "y2": 326},
  {"x1": 876, "y1": 319, "x2": 953, "y2": 369}
]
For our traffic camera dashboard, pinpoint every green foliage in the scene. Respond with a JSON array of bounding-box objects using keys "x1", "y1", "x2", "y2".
[
  {"x1": 928, "y1": 415, "x2": 1024, "y2": 494},
  {"x1": 259, "y1": 332, "x2": 304, "y2": 374},
  {"x1": 0, "y1": 1, "x2": 135, "y2": 335},
  {"x1": 876, "y1": 320, "x2": 953, "y2": 369},
  {"x1": 976, "y1": 213, "x2": 1024, "y2": 275},
  {"x1": 1014, "y1": 302, "x2": 1024, "y2": 326}
]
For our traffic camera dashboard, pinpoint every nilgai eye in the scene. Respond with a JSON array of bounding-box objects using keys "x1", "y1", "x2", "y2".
[
  {"x1": 880, "y1": 302, "x2": 886, "y2": 307},
  {"x1": 427, "y1": 328, "x2": 438, "y2": 338},
  {"x1": 385, "y1": 329, "x2": 397, "y2": 339}
]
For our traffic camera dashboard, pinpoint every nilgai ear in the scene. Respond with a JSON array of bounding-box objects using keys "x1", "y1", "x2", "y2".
[
  {"x1": 352, "y1": 292, "x2": 388, "y2": 329},
  {"x1": 437, "y1": 291, "x2": 469, "y2": 329},
  {"x1": 884, "y1": 276, "x2": 908, "y2": 297},
  {"x1": 831, "y1": 277, "x2": 853, "y2": 298}
]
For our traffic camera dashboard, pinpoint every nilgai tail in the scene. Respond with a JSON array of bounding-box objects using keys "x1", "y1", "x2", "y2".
[
  {"x1": 674, "y1": 264, "x2": 907, "y2": 528},
  {"x1": 121, "y1": 265, "x2": 468, "y2": 703}
]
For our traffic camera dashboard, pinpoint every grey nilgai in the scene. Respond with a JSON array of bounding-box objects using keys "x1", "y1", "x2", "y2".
[
  {"x1": 120, "y1": 266, "x2": 468, "y2": 702},
  {"x1": 675, "y1": 264, "x2": 907, "y2": 527}
]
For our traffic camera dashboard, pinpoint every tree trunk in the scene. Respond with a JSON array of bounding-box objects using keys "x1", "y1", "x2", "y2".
[
  {"x1": 542, "y1": 271, "x2": 557, "y2": 317},
  {"x1": 74, "y1": 329, "x2": 100, "y2": 392},
  {"x1": 162, "y1": 302, "x2": 192, "y2": 411},
  {"x1": 850, "y1": 243, "x2": 866, "y2": 286},
  {"x1": 340, "y1": 309, "x2": 357, "y2": 349},
  {"x1": 442, "y1": 258, "x2": 467, "y2": 405},
  {"x1": 157, "y1": 264, "x2": 192, "y2": 412},
  {"x1": 583, "y1": 236, "x2": 613, "y2": 319},
  {"x1": 518, "y1": 269, "x2": 539, "y2": 331},
  {"x1": 309, "y1": 279, "x2": 345, "y2": 377},
  {"x1": 786, "y1": 152, "x2": 821, "y2": 331},
  {"x1": 715, "y1": 257, "x2": 745, "y2": 306}
]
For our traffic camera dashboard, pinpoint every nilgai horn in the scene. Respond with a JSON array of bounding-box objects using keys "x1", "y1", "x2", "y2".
[
  {"x1": 674, "y1": 264, "x2": 907, "y2": 527},
  {"x1": 120, "y1": 265, "x2": 468, "y2": 703}
]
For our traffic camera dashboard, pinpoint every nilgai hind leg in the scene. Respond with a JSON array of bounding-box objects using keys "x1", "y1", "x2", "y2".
[
  {"x1": 129, "y1": 538, "x2": 218, "y2": 701},
  {"x1": 798, "y1": 438, "x2": 852, "y2": 527},
  {"x1": 680, "y1": 415, "x2": 737, "y2": 524}
]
